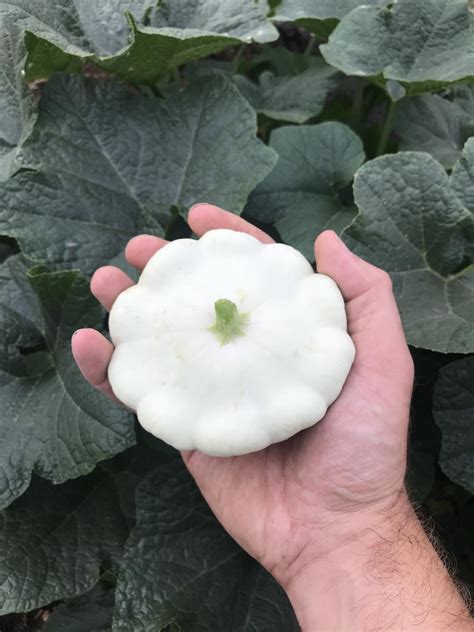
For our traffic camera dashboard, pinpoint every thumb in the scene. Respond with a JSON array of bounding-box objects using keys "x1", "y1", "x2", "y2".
[
  {"x1": 315, "y1": 231, "x2": 413, "y2": 381},
  {"x1": 314, "y1": 230, "x2": 392, "y2": 301}
]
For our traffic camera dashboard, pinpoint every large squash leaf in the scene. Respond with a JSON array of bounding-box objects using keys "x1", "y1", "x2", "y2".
[
  {"x1": 0, "y1": 7, "x2": 37, "y2": 181},
  {"x1": 246, "y1": 122, "x2": 365, "y2": 260},
  {"x1": 0, "y1": 73, "x2": 276, "y2": 274},
  {"x1": 433, "y1": 357, "x2": 474, "y2": 495},
  {"x1": 321, "y1": 0, "x2": 474, "y2": 95},
  {"x1": 344, "y1": 146, "x2": 474, "y2": 353},
  {"x1": 21, "y1": 0, "x2": 277, "y2": 84},
  {"x1": 113, "y1": 461, "x2": 298, "y2": 631},
  {"x1": 0, "y1": 258, "x2": 135, "y2": 509}
]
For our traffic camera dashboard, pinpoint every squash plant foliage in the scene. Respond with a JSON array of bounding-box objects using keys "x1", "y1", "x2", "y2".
[{"x1": 0, "y1": 0, "x2": 473, "y2": 628}]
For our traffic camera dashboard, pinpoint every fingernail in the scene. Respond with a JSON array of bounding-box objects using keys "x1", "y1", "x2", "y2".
[{"x1": 189, "y1": 202, "x2": 206, "y2": 213}]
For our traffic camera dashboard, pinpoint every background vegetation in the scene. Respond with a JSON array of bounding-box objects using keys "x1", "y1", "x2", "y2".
[{"x1": 0, "y1": 1, "x2": 473, "y2": 629}]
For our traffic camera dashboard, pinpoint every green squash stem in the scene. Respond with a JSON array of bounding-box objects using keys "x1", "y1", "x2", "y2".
[{"x1": 209, "y1": 299, "x2": 249, "y2": 345}]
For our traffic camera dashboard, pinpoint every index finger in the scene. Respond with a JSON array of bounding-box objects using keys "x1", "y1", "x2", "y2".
[{"x1": 188, "y1": 203, "x2": 275, "y2": 243}]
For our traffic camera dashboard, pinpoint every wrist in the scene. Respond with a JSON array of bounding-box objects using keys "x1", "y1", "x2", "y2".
[{"x1": 282, "y1": 492, "x2": 471, "y2": 631}]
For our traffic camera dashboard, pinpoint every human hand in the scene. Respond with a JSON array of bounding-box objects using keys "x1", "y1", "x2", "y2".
[
  {"x1": 73, "y1": 203, "x2": 414, "y2": 597},
  {"x1": 74, "y1": 204, "x2": 473, "y2": 629}
]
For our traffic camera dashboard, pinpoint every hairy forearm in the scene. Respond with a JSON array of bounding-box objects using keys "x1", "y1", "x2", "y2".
[{"x1": 285, "y1": 495, "x2": 472, "y2": 631}]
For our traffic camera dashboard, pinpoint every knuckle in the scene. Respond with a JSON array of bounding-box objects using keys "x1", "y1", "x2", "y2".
[{"x1": 377, "y1": 269, "x2": 393, "y2": 291}]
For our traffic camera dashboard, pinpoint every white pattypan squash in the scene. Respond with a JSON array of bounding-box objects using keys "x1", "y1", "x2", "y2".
[{"x1": 108, "y1": 229, "x2": 355, "y2": 456}]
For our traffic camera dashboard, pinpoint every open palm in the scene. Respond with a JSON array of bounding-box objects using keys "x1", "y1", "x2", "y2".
[{"x1": 72, "y1": 204, "x2": 414, "y2": 587}]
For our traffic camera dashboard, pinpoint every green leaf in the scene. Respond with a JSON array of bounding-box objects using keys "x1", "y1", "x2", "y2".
[
  {"x1": 0, "y1": 6, "x2": 37, "y2": 181},
  {"x1": 433, "y1": 357, "x2": 474, "y2": 495},
  {"x1": 344, "y1": 150, "x2": 474, "y2": 353},
  {"x1": 22, "y1": 0, "x2": 277, "y2": 84},
  {"x1": 406, "y1": 438, "x2": 436, "y2": 504},
  {"x1": 0, "y1": 263, "x2": 135, "y2": 509},
  {"x1": 234, "y1": 58, "x2": 340, "y2": 123},
  {"x1": 394, "y1": 90, "x2": 474, "y2": 169},
  {"x1": 0, "y1": 465, "x2": 136, "y2": 615},
  {"x1": 321, "y1": 0, "x2": 474, "y2": 95},
  {"x1": 43, "y1": 581, "x2": 114, "y2": 632},
  {"x1": 113, "y1": 461, "x2": 298, "y2": 632},
  {"x1": 241, "y1": 47, "x2": 320, "y2": 76},
  {"x1": 246, "y1": 122, "x2": 365, "y2": 260},
  {"x1": 273, "y1": 0, "x2": 390, "y2": 38},
  {"x1": 0, "y1": 73, "x2": 275, "y2": 273}
]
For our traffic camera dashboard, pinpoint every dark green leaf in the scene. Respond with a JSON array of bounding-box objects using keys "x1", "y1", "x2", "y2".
[
  {"x1": 113, "y1": 461, "x2": 297, "y2": 631},
  {"x1": 433, "y1": 356, "x2": 474, "y2": 494},
  {"x1": 246, "y1": 122, "x2": 365, "y2": 259},
  {"x1": 0, "y1": 236, "x2": 20, "y2": 264},
  {"x1": 395, "y1": 90, "x2": 474, "y2": 169},
  {"x1": 242, "y1": 47, "x2": 319, "y2": 76},
  {"x1": 0, "y1": 255, "x2": 43, "y2": 376},
  {"x1": 0, "y1": 73, "x2": 275, "y2": 273},
  {"x1": 344, "y1": 150, "x2": 474, "y2": 353},
  {"x1": 274, "y1": 0, "x2": 390, "y2": 38},
  {"x1": 0, "y1": 467, "x2": 136, "y2": 615},
  {"x1": 22, "y1": 0, "x2": 277, "y2": 84},
  {"x1": 43, "y1": 581, "x2": 114, "y2": 632},
  {"x1": 0, "y1": 264, "x2": 134, "y2": 509},
  {"x1": 406, "y1": 439, "x2": 436, "y2": 504},
  {"x1": 321, "y1": 0, "x2": 474, "y2": 95},
  {"x1": 234, "y1": 58, "x2": 339, "y2": 123}
]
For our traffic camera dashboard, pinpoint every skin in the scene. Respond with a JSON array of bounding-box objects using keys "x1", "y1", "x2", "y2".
[{"x1": 72, "y1": 204, "x2": 472, "y2": 630}]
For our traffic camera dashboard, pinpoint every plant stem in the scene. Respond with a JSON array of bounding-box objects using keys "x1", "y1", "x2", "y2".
[
  {"x1": 351, "y1": 80, "x2": 365, "y2": 128},
  {"x1": 304, "y1": 34, "x2": 317, "y2": 56},
  {"x1": 376, "y1": 100, "x2": 397, "y2": 157},
  {"x1": 232, "y1": 44, "x2": 246, "y2": 73},
  {"x1": 173, "y1": 66, "x2": 181, "y2": 85}
]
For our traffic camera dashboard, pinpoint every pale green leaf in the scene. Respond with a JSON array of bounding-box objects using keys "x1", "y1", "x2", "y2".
[
  {"x1": 0, "y1": 7, "x2": 37, "y2": 181},
  {"x1": 246, "y1": 122, "x2": 365, "y2": 260},
  {"x1": 433, "y1": 357, "x2": 474, "y2": 494},
  {"x1": 113, "y1": 461, "x2": 298, "y2": 632},
  {"x1": 451, "y1": 137, "x2": 474, "y2": 213},
  {"x1": 234, "y1": 59, "x2": 339, "y2": 123},
  {"x1": 395, "y1": 92, "x2": 474, "y2": 169},
  {"x1": 344, "y1": 150, "x2": 474, "y2": 353},
  {"x1": 20, "y1": 0, "x2": 277, "y2": 83},
  {"x1": 0, "y1": 262, "x2": 135, "y2": 509},
  {"x1": 0, "y1": 73, "x2": 275, "y2": 273},
  {"x1": 321, "y1": 0, "x2": 474, "y2": 94}
]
